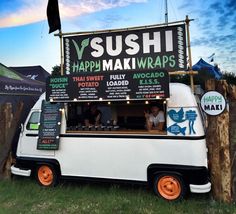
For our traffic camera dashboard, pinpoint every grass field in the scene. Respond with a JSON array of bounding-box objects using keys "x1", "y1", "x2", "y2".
[{"x1": 0, "y1": 177, "x2": 236, "y2": 214}]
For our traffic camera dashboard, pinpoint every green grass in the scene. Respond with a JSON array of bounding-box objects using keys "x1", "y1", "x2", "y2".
[{"x1": 0, "y1": 177, "x2": 235, "y2": 214}]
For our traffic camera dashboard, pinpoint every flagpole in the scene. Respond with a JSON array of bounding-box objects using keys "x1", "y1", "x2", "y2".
[
  {"x1": 185, "y1": 15, "x2": 194, "y2": 92},
  {"x1": 165, "y1": 0, "x2": 168, "y2": 24},
  {"x1": 59, "y1": 29, "x2": 64, "y2": 76}
]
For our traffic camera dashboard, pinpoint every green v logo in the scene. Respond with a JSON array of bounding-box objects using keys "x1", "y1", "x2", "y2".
[{"x1": 72, "y1": 38, "x2": 90, "y2": 60}]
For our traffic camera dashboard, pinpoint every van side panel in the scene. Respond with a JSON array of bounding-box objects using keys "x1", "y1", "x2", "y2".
[{"x1": 55, "y1": 136, "x2": 207, "y2": 181}]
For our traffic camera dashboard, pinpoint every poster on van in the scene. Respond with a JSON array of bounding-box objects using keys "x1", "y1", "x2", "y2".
[
  {"x1": 46, "y1": 70, "x2": 169, "y2": 102},
  {"x1": 37, "y1": 101, "x2": 63, "y2": 150},
  {"x1": 63, "y1": 24, "x2": 186, "y2": 74}
]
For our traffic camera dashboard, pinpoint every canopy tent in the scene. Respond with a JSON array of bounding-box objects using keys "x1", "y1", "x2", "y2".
[
  {"x1": 10, "y1": 65, "x2": 50, "y2": 83},
  {"x1": 0, "y1": 63, "x2": 45, "y2": 97},
  {"x1": 0, "y1": 63, "x2": 45, "y2": 157},
  {"x1": 192, "y1": 58, "x2": 222, "y2": 80}
]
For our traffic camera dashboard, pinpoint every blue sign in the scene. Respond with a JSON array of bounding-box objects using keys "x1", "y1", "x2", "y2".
[
  {"x1": 167, "y1": 108, "x2": 197, "y2": 136},
  {"x1": 185, "y1": 110, "x2": 197, "y2": 134},
  {"x1": 167, "y1": 123, "x2": 186, "y2": 135},
  {"x1": 168, "y1": 107, "x2": 185, "y2": 123}
]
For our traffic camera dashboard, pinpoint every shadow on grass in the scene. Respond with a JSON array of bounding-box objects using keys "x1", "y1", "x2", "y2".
[{"x1": 11, "y1": 174, "x2": 212, "y2": 201}]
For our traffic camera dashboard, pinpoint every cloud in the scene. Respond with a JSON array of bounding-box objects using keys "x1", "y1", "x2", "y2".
[
  {"x1": 0, "y1": 0, "x2": 146, "y2": 28},
  {"x1": 96, "y1": 13, "x2": 128, "y2": 29},
  {"x1": 192, "y1": 33, "x2": 236, "y2": 48},
  {"x1": 225, "y1": 0, "x2": 236, "y2": 12},
  {"x1": 209, "y1": 2, "x2": 224, "y2": 14},
  {"x1": 231, "y1": 23, "x2": 236, "y2": 31},
  {"x1": 177, "y1": 2, "x2": 191, "y2": 10},
  {"x1": 0, "y1": 0, "x2": 46, "y2": 27}
]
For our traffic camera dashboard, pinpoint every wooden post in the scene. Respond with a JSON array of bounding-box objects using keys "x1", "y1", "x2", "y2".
[
  {"x1": 0, "y1": 103, "x2": 13, "y2": 179},
  {"x1": 185, "y1": 15, "x2": 194, "y2": 92},
  {"x1": 229, "y1": 85, "x2": 236, "y2": 202},
  {"x1": 205, "y1": 79, "x2": 232, "y2": 202},
  {"x1": 0, "y1": 102, "x2": 24, "y2": 179}
]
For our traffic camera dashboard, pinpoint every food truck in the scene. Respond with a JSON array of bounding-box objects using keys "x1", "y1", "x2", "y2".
[{"x1": 11, "y1": 23, "x2": 211, "y2": 201}]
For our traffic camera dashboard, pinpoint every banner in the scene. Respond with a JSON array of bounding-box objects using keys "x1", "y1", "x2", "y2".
[
  {"x1": 63, "y1": 24, "x2": 186, "y2": 74},
  {"x1": 46, "y1": 70, "x2": 169, "y2": 102}
]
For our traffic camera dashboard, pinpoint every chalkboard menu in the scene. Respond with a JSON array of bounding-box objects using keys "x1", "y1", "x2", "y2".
[
  {"x1": 46, "y1": 70, "x2": 169, "y2": 102},
  {"x1": 37, "y1": 101, "x2": 63, "y2": 150}
]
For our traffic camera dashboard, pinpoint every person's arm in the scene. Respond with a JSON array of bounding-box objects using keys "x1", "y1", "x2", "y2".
[
  {"x1": 144, "y1": 111, "x2": 153, "y2": 130},
  {"x1": 84, "y1": 110, "x2": 90, "y2": 126},
  {"x1": 156, "y1": 111, "x2": 165, "y2": 131},
  {"x1": 156, "y1": 122, "x2": 164, "y2": 131},
  {"x1": 84, "y1": 119, "x2": 90, "y2": 126},
  {"x1": 95, "y1": 113, "x2": 101, "y2": 126}
]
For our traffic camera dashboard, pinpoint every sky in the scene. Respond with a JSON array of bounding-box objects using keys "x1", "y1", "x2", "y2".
[{"x1": 0, "y1": 0, "x2": 235, "y2": 74}]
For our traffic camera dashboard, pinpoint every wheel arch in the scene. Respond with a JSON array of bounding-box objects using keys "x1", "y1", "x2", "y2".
[
  {"x1": 147, "y1": 164, "x2": 209, "y2": 187},
  {"x1": 147, "y1": 165, "x2": 186, "y2": 187},
  {"x1": 35, "y1": 159, "x2": 61, "y2": 173},
  {"x1": 15, "y1": 157, "x2": 61, "y2": 177}
]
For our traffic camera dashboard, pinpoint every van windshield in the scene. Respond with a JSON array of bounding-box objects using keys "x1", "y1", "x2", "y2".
[{"x1": 26, "y1": 111, "x2": 40, "y2": 130}]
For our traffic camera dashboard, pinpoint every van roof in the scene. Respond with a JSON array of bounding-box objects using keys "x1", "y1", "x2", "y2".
[
  {"x1": 32, "y1": 83, "x2": 197, "y2": 109},
  {"x1": 168, "y1": 83, "x2": 197, "y2": 107}
]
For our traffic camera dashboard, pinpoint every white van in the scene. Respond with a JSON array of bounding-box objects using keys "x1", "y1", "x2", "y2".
[{"x1": 11, "y1": 83, "x2": 211, "y2": 201}]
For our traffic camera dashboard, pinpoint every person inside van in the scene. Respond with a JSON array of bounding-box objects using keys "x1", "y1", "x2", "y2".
[
  {"x1": 144, "y1": 104, "x2": 165, "y2": 131},
  {"x1": 84, "y1": 103, "x2": 102, "y2": 126}
]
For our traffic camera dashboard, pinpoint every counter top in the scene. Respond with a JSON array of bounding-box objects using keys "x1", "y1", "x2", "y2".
[{"x1": 66, "y1": 129, "x2": 166, "y2": 135}]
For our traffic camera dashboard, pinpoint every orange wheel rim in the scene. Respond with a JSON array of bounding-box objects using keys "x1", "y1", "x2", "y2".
[
  {"x1": 38, "y1": 166, "x2": 53, "y2": 186},
  {"x1": 157, "y1": 176, "x2": 181, "y2": 200}
]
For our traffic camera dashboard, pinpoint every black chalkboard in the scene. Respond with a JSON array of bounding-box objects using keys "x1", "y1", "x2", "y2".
[
  {"x1": 46, "y1": 70, "x2": 169, "y2": 102},
  {"x1": 37, "y1": 101, "x2": 63, "y2": 150},
  {"x1": 63, "y1": 24, "x2": 187, "y2": 74}
]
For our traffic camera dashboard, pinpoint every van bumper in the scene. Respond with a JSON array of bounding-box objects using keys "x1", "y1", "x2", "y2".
[
  {"x1": 11, "y1": 165, "x2": 31, "y2": 177},
  {"x1": 190, "y1": 182, "x2": 211, "y2": 193}
]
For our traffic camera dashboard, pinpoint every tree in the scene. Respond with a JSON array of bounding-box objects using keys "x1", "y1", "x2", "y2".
[
  {"x1": 222, "y1": 72, "x2": 236, "y2": 85},
  {"x1": 51, "y1": 65, "x2": 60, "y2": 76},
  {"x1": 170, "y1": 71, "x2": 236, "y2": 90}
]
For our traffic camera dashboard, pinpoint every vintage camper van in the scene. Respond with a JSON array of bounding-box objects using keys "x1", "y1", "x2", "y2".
[{"x1": 11, "y1": 83, "x2": 211, "y2": 201}]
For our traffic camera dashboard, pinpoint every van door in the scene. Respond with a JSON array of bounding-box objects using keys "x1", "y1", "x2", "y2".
[{"x1": 18, "y1": 110, "x2": 55, "y2": 157}]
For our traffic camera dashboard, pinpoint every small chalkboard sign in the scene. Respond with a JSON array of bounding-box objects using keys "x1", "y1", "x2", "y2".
[{"x1": 37, "y1": 101, "x2": 63, "y2": 150}]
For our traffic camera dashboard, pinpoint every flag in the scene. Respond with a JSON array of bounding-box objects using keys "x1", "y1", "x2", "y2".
[
  {"x1": 208, "y1": 53, "x2": 215, "y2": 62},
  {"x1": 47, "y1": 0, "x2": 61, "y2": 34}
]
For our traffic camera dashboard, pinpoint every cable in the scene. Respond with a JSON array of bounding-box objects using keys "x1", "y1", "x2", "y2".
[
  {"x1": 40, "y1": 19, "x2": 46, "y2": 39},
  {"x1": 169, "y1": 0, "x2": 178, "y2": 21},
  {"x1": 158, "y1": 0, "x2": 164, "y2": 23}
]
